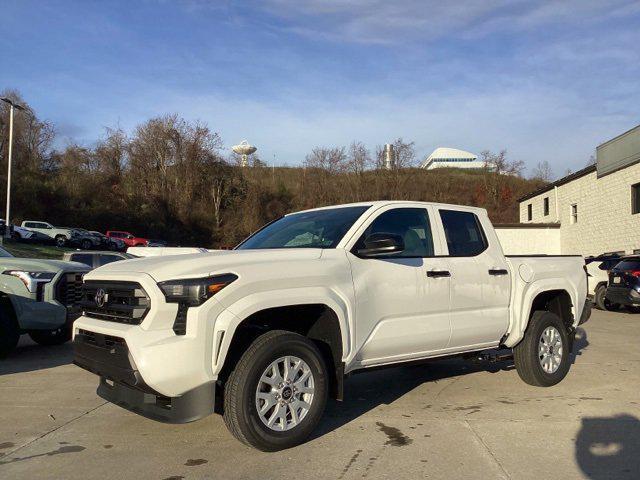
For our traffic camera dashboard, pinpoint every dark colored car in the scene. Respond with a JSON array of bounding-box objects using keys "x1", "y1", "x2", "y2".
[
  {"x1": 605, "y1": 256, "x2": 640, "y2": 313},
  {"x1": 146, "y1": 239, "x2": 168, "y2": 247},
  {"x1": 62, "y1": 251, "x2": 136, "y2": 269}
]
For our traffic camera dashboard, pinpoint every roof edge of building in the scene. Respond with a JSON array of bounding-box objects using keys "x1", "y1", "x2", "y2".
[
  {"x1": 517, "y1": 164, "x2": 597, "y2": 203},
  {"x1": 495, "y1": 223, "x2": 561, "y2": 229}
]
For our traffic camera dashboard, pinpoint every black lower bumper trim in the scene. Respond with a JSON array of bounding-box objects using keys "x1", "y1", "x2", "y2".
[
  {"x1": 97, "y1": 379, "x2": 216, "y2": 424},
  {"x1": 73, "y1": 330, "x2": 215, "y2": 423},
  {"x1": 606, "y1": 287, "x2": 640, "y2": 306}
]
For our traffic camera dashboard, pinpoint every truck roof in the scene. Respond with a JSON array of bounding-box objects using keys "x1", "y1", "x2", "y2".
[{"x1": 292, "y1": 201, "x2": 487, "y2": 216}]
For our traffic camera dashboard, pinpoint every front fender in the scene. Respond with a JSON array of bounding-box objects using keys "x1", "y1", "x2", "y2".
[{"x1": 211, "y1": 286, "x2": 351, "y2": 376}]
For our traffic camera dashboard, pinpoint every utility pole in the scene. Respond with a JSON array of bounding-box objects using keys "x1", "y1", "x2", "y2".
[{"x1": 1, "y1": 97, "x2": 25, "y2": 241}]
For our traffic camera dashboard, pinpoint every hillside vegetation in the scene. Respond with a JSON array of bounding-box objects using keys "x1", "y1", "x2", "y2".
[{"x1": 0, "y1": 89, "x2": 544, "y2": 248}]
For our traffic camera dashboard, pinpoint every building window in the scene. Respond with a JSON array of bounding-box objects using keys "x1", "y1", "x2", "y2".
[
  {"x1": 543, "y1": 197, "x2": 550, "y2": 216},
  {"x1": 570, "y1": 204, "x2": 578, "y2": 224},
  {"x1": 527, "y1": 204, "x2": 532, "y2": 221},
  {"x1": 632, "y1": 183, "x2": 640, "y2": 214}
]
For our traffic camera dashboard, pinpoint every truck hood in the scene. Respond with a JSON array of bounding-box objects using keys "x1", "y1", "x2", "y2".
[
  {"x1": 0, "y1": 258, "x2": 90, "y2": 273},
  {"x1": 88, "y1": 248, "x2": 324, "y2": 282}
]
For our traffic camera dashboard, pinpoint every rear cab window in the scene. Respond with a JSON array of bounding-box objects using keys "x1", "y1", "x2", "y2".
[
  {"x1": 439, "y1": 209, "x2": 487, "y2": 257},
  {"x1": 70, "y1": 254, "x2": 94, "y2": 267},
  {"x1": 97, "y1": 254, "x2": 122, "y2": 267},
  {"x1": 614, "y1": 260, "x2": 640, "y2": 271}
]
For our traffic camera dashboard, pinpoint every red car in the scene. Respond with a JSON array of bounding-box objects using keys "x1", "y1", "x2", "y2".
[{"x1": 105, "y1": 230, "x2": 149, "y2": 247}]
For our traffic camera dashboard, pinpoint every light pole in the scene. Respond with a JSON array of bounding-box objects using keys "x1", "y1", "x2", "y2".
[{"x1": 1, "y1": 97, "x2": 25, "y2": 240}]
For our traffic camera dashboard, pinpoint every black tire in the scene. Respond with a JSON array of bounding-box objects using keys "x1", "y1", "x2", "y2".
[
  {"x1": 28, "y1": 325, "x2": 72, "y2": 346},
  {"x1": 625, "y1": 305, "x2": 640, "y2": 314},
  {"x1": 81, "y1": 239, "x2": 92, "y2": 250},
  {"x1": 0, "y1": 305, "x2": 20, "y2": 358},
  {"x1": 11, "y1": 231, "x2": 21, "y2": 240},
  {"x1": 55, "y1": 235, "x2": 67, "y2": 248},
  {"x1": 594, "y1": 284, "x2": 619, "y2": 311},
  {"x1": 223, "y1": 330, "x2": 328, "y2": 451},
  {"x1": 514, "y1": 311, "x2": 571, "y2": 387}
]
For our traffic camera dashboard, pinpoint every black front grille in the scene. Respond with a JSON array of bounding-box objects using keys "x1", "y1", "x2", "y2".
[
  {"x1": 56, "y1": 272, "x2": 86, "y2": 308},
  {"x1": 81, "y1": 280, "x2": 150, "y2": 324}
]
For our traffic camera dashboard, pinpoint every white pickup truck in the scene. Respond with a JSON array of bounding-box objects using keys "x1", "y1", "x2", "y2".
[{"x1": 73, "y1": 201, "x2": 591, "y2": 451}]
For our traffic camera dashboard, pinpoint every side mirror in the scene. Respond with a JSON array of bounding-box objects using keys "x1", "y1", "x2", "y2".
[{"x1": 357, "y1": 233, "x2": 405, "y2": 257}]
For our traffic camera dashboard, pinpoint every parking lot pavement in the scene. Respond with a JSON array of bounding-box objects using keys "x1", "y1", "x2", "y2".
[{"x1": 1, "y1": 309, "x2": 639, "y2": 480}]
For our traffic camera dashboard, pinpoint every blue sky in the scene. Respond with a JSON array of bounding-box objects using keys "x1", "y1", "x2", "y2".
[{"x1": 2, "y1": 0, "x2": 639, "y2": 176}]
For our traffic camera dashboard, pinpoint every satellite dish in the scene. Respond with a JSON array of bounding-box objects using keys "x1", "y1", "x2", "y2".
[{"x1": 232, "y1": 140, "x2": 257, "y2": 167}]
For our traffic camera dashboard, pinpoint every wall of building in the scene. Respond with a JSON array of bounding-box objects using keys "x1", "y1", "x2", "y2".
[
  {"x1": 495, "y1": 227, "x2": 561, "y2": 255},
  {"x1": 519, "y1": 162, "x2": 640, "y2": 256}
]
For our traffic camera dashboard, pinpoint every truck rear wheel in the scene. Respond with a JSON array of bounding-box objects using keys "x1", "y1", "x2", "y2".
[
  {"x1": 513, "y1": 311, "x2": 570, "y2": 387},
  {"x1": 28, "y1": 325, "x2": 72, "y2": 346},
  {"x1": 223, "y1": 330, "x2": 328, "y2": 451},
  {"x1": 0, "y1": 306, "x2": 20, "y2": 358}
]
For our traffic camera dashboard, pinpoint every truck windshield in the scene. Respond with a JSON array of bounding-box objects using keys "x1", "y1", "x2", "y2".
[{"x1": 236, "y1": 206, "x2": 370, "y2": 250}]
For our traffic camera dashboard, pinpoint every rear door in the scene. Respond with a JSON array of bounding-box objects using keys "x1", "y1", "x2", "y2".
[{"x1": 434, "y1": 208, "x2": 510, "y2": 349}]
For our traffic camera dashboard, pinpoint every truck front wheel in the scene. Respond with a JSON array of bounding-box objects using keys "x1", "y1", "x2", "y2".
[
  {"x1": 28, "y1": 325, "x2": 72, "y2": 346},
  {"x1": 223, "y1": 330, "x2": 328, "y2": 451},
  {"x1": 513, "y1": 311, "x2": 571, "y2": 387}
]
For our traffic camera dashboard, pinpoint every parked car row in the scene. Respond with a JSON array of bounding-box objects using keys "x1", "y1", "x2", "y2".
[
  {"x1": 586, "y1": 253, "x2": 640, "y2": 313},
  {"x1": 5, "y1": 219, "x2": 165, "y2": 251}
]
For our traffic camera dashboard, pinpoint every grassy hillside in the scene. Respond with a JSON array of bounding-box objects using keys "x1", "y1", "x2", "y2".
[{"x1": 1, "y1": 240, "x2": 73, "y2": 259}]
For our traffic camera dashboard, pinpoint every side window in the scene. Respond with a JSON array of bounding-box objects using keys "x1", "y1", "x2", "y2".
[
  {"x1": 439, "y1": 210, "x2": 488, "y2": 257},
  {"x1": 24, "y1": 222, "x2": 36, "y2": 228},
  {"x1": 70, "y1": 254, "x2": 94, "y2": 267},
  {"x1": 355, "y1": 208, "x2": 434, "y2": 257},
  {"x1": 97, "y1": 254, "x2": 122, "y2": 267}
]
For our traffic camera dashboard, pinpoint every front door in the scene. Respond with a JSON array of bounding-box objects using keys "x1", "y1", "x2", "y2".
[{"x1": 347, "y1": 206, "x2": 451, "y2": 366}]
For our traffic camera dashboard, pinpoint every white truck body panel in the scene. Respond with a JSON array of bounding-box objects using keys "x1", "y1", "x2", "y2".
[{"x1": 73, "y1": 201, "x2": 588, "y2": 399}]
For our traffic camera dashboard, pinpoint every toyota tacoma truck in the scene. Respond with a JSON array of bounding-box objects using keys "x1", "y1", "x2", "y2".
[
  {"x1": 0, "y1": 246, "x2": 90, "y2": 357},
  {"x1": 73, "y1": 201, "x2": 591, "y2": 451},
  {"x1": 21, "y1": 220, "x2": 75, "y2": 247}
]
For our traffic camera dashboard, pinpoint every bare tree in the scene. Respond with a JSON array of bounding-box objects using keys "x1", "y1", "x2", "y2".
[
  {"x1": 480, "y1": 150, "x2": 524, "y2": 176},
  {"x1": 303, "y1": 146, "x2": 347, "y2": 173},
  {"x1": 347, "y1": 141, "x2": 371, "y2": 174},
  {"x1": 530, "y1": 160, "x2": 553, "y2": 182}
]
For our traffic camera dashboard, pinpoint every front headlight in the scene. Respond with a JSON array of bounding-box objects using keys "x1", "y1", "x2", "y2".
[
  {"x1": 158, "y1": 274, "x2": 238, "y2": 306},
  {"x1": 3, "y1": 270, "x2": 56, "y2": 293}
]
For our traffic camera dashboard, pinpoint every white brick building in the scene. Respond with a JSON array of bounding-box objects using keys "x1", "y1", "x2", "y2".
[{"x1": 514, "y1": 124, "x2": 640, "y2": 256}]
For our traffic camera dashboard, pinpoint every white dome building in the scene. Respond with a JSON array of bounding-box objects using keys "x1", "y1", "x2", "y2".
[{"x1": 421, "y1": 147, "x2": 490, "y2": 170}]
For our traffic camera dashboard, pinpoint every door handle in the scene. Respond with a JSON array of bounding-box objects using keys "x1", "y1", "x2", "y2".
[
  {"x1": 427, "y1": 270, "x2": 451, "y2": 278},
  {"x1": 488, "y1": 269, "x2": 508, "y2": 276}
]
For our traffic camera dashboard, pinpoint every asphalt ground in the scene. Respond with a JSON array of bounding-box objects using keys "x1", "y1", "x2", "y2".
[{"x1": 1, "y1": 308, "x2": 639, "y2": 479}]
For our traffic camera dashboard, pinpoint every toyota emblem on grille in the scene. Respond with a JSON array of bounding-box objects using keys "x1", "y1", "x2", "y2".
[{"x1": 94, "y1": 288, "x2": 107, "y2": 307}]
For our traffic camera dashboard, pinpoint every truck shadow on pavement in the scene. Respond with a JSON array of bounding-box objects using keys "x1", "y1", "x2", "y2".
[
  {"x1": 316, "y1": 327, "x2": 590, "y2": 440},
  {"x1": 576, "y1": 414, "x2": 640, "y2": 479},
  {"x1": 315, "y1": 355, "x2": 515, "y2": 440},
  {"x1": 0, "y1": 339, "x2": 73, "y2": 376}
]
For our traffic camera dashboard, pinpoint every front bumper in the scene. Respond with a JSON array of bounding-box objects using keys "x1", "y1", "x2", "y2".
[
  {"x1": 73, "y1": 329, "x2": 215, "y2": 423},
  {"x1": 605, "y1": 286, "x2": 640, "y2": 306}
]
